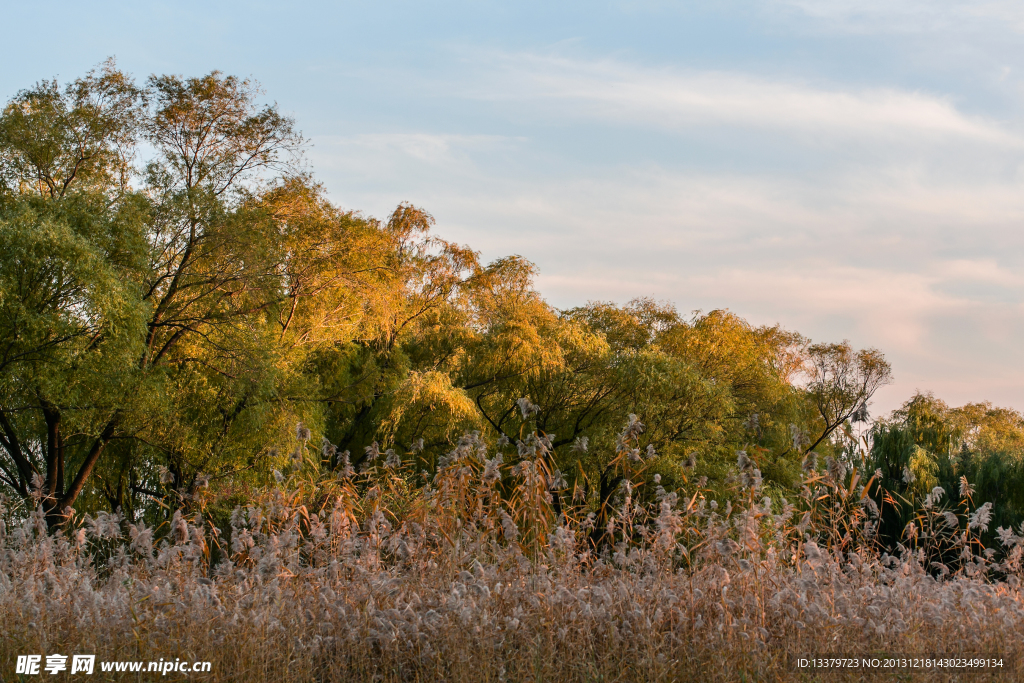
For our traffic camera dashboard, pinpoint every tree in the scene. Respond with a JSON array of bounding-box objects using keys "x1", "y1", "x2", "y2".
[
  {"x1": 0, "y1": 63, "x2": 148, "y2": 525},
  {"x1": 803, "y1": 341, "x2": 892, "y2": 455},
  {"x1": 868, "y1": 393, "x2": 1024, "y2": 546},
  {"x1": 0, "y1": 58, "x2": 142, "y2": 199},
  {"x1": 0, "y1": 65, "x2": 308, "y2": 525}
]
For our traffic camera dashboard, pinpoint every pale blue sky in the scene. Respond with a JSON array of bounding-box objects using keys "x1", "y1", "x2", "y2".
[{"x1": 5, "y1": 1, "x2": 1024, "y2": 415}]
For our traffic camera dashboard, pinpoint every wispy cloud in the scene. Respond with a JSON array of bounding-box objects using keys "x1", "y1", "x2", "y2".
[
  {"x1": 313, "y1": 133, "x2": 521, "y2": 169},
  {"x1": 775, "y1": 0, "x2": 1024, "y2": 33},
  {"x1": 463, "y1": 53, "x2": 1022, "y2": 146}
]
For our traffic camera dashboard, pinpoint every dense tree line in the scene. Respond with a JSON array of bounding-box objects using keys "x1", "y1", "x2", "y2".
[{"x1": 6, "y1": 63, "x2": 1015, "y2": 554}]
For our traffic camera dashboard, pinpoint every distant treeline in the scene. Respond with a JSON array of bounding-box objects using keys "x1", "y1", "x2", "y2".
[{"x1": 1, "y1": 62, "x2": 1022, "y2": 553}]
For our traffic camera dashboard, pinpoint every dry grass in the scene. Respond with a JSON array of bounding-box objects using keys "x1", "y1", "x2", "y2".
[{"x1": 2, "y1": 430, "x2": 1023, "y2": 682}]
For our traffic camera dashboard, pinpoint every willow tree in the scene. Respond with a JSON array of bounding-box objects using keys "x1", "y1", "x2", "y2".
[
  {"x1": 0, "y1": 64, "x2": 317, "y2": 523},
  {"x1": 306, "y1": 204, "x2": 486, "y2": 467},
  {"x1": 0, "y1": 62, "x2": 148, "y2": 525}
]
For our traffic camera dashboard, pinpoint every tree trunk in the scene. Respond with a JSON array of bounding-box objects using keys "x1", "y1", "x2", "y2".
[{"x1": 55, "y1": 415, "x2": 119, "y2": 525}]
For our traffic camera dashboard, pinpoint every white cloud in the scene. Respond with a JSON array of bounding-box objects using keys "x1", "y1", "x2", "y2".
[
  {"x1": 464, "y1": 53, "x2": 1023, "y2": 146},
  {"x1": 775, "y1": 0, "x2": 1024, "y2": 33},
  {"x1": 936, "y1": 259, "x2": 1024, "y2": 288},
  {"x1": 313, "y1": 133, "x2": 521, "y2": 170}
]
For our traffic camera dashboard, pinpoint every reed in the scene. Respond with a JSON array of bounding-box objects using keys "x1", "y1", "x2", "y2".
[{"x1": 2, "y1": 421, "x2": 1021, "y2": 682}]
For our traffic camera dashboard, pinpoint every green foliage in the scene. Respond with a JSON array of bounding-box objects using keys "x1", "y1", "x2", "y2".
[
  {"x1": 0, "y1": 58, "x2": 143, "y2": 198},
  {"x1": 866, "y1": 392, "x2": 1024, "y2": 554}
]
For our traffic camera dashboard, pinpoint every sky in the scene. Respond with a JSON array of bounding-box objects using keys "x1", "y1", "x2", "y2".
[{"x1": 3, "y1": 0, "x2": 1024, "y2": 417}]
